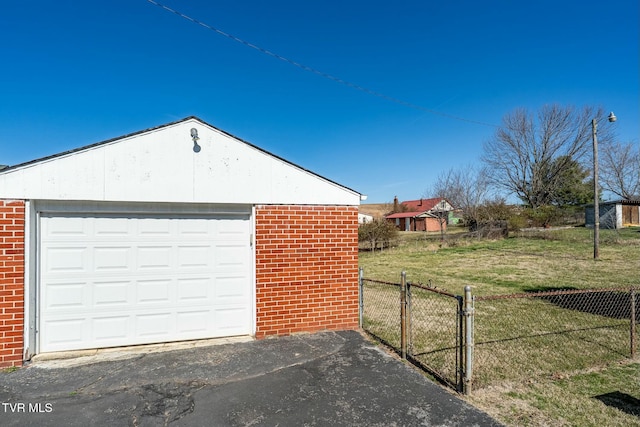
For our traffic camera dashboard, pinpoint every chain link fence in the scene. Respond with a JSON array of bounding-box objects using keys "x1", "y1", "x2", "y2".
[
  {"x1": 360, "y1": 270, "x2": 465, "y2": 391},
  {"x1": 408, "y1": 283, "x2": 462, "y2": 390},
  {"x1": 473, "y1": 287, "x2": 639, "y2": 390},
  {"x1": 360, "y1": 278, "x2": 401, "y2": 350},
  {"x1": 359, "y1": 268, "x2": 639, "y2": 395}
]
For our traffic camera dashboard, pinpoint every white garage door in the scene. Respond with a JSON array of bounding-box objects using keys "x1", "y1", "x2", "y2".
[{"x1": 39, "y1": 212, "x2": 253, "y2": 352}]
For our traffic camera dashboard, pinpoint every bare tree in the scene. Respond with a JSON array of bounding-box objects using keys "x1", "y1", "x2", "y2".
[
  {"x1": 482, "y1": 104, "x2": 614, "y2": 208},
  {"x1": 599, "y1": 140, "x2": 640, "y2": 200},
  {"x1": 428, "y1": 165, "x2": 491, "y2": 225}
]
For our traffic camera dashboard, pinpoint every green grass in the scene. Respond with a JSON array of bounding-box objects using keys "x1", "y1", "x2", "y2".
[
  {"x1": 469, "y1": 362, "x2": 640, "y2": 427},
  {"x1": 360, "y1": 227, "x2": 640, "y2": 295},
  {"x1": 359, "y1": 226, "x2": 640, "y2": 427}
]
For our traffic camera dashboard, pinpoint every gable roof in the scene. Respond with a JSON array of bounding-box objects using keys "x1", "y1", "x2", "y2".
[
  {"x1": 401, "y1": 198, "x2": 447, "y2": 212},
  {"x1": 0, "y1": 117, "x2": 194, "y2": 173},
  {"x1": 385, "y1": 198, "x2": 451, "y2": 219},
  {"x1": 0, "y1": 116, "x2": 361, "y2": 205}
]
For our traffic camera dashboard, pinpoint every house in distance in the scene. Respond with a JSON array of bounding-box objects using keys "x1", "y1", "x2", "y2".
[{"x1": 386, "y1": 197, "x2": 454, "y2": 232}]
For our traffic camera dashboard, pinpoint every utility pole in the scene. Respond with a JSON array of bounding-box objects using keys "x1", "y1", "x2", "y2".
[
  {"x1": 592, "y1": 118, "x2": 600, "y2": 259},
  {"x1": 592, "y1": 112, "x2": 617, "y2": 260}
]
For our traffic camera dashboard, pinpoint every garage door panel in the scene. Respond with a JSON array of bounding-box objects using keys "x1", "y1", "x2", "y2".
[
  {"x1": 215, "y1": 245, "x2": 249, "y2": 269},
  {"x1": 45, "y1": 247, "x2": 88, "y2": 273},
  {"x1": 137, "y1": 246, "x2": 172, "y2": 270},
  {"x1": 215, "y1": 307, "x2": 251, "y2": 333},
  {"x1": 177, "y1": 245, "x2": 213, "y2": 268},
  {"x1": 178, "y1": 277, "x2": 211, "y2": 301},
  {"x1": 137, "y1": 279, "x2": 171, "y2": 303},
  {"x1": 39, "y1": 212, "x2": 253, "y2": 353},
  {"x1": 176, "y1": 310, "x2": 210, "y2": 333},
  {"x1": 177, "y1": 218, "x2": 211, "y2": 235},
  {"x1": 94, "y1": 217, "x2": 131, "y2": 236},
  {"x1": 43, "y1": 318, "x2": 86, "y2": 347},
  {"x1": 43, "y1": 216, "x2": 89, "y2": 237},
  {"x1": 137, "y1": 313, "x2": 172, "y2": 337},
  {"x1": 217, "y1": 218, "x2": 251, "y2": 239},
  {"x1": 215, "y1": 276, "x2": 251, "y2": 300},
  {"x1": 93, "y1": 316, "x2": 129, "y2": 340},
  {"x1": 93, "y1": 281, "x2": 132, "y2": 306},
  {"x1": 94, "y1": 247, "x2": 131, "y2": 271},
  {"x1": 138, "y1": 218, "x2": 172, "y2": 235},
  {"x1": 43, "y1": 282, "x2": 87, "y2": 311}
]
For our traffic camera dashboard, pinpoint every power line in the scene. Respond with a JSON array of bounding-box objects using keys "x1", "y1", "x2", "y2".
[{"x1": 146, "y1": 0, "x2": 498, "y2": 128}]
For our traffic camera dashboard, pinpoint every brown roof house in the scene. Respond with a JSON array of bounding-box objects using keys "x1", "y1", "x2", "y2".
[{"x1": 386, "y1": 197, "x2": 453, "y2": 231}]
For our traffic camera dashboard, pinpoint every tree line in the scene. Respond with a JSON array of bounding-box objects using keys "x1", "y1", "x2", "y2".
[{"x1": 428, "y1": 104, "x2": 638, "y2": 228}]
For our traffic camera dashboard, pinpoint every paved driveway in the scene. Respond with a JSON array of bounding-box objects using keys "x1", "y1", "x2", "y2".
[{"x1": 1, "y1": 331, "x2": 501, "y2": 426}]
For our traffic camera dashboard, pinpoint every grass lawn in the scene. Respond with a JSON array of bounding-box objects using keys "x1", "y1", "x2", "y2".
[
  {"x1": 469, "y1": 361, "x2": 640, "y2": 427},
  {"x1": 359, "y1": 226, "x2": 640, "y2": 426},
  {"x1": 359, "y1": 226, "x2": 640, "y2": 295}
]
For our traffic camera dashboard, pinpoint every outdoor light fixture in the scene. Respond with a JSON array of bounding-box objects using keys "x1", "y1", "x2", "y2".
[
  {"x1": 190, "y1": 128, "x2": 201, "y2": 153},
  {"x1": 592, "y1": 111, "x2": 617, "y2": 259}
]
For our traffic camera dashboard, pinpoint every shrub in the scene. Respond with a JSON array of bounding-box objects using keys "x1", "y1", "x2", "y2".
[
  {"x1": 523, "y1": 205, "x2": 562, "y2": 227},
  {"x1": 358, "y1": 218, "x2": 398, "y2": 251},
  {"x1": 507, "y1": 213, "x2": 527, "y2": 231}
]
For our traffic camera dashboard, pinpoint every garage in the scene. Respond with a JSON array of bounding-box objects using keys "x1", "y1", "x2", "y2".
[
  {"x1": 0, "y1": 116, "x2": 361, "y2": 367},
  {"x1": 38, "y1": 210, "x2": 252, "y2": 352}
]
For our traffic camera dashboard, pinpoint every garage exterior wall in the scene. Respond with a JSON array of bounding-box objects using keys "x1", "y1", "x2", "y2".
[
  {"x1": 254, "y1": 205, "x2": 359, "y2": 337},
  {"x1": 0, "y1": 118, "x2": 362, "y2": 366},
  {"x1": 0, "y1": 200, "x2": 25, "y2": 368},
  {"x1": 0, "y1": 200, "x2": 360, "y2": 366}
]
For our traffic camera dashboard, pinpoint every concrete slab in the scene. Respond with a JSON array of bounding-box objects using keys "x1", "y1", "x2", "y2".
[
  {"x1": 31, "y1": 335, "x2": 254, "y2": 368},
  {"x1": 1, "y1": 331, "x2": 501, "y2": 426}
]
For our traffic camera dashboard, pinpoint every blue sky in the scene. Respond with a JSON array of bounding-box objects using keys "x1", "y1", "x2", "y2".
[{"x1": 1, "y1": 0, "x2": 638, "y2": 203}]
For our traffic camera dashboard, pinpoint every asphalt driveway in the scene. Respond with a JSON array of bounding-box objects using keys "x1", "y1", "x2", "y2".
[{"x1": 1, "y1": 330, "x2": 501, "y2": 426}]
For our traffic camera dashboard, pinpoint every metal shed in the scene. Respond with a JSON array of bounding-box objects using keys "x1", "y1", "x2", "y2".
[{"x1": 585, "y1": 199, "x2": 640, "y2": 229}]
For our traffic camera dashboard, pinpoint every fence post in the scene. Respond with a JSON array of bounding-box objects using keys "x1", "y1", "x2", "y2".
[
  {"x1": 359, "y1": 267, "x2": 364, "y2": 329},
  {"x1": 457, "y1": 295, "x2": 464, "y2": 393},
  {"x1": 407, "y1": 279, "x2": 412, "y2": 356},
  {"x1": 631, "y1": 287, "x2": 636, "y2": 359},
  {"x1": 400, "y1": 271, "x2": 407, "y2": 360},
  {"x1": 463, "y1": 285, "x2": 474, "y2": 395}
]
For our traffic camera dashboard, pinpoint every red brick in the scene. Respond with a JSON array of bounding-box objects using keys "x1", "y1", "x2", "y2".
[
  {"x1": 0, "y1": 200, "x2": 25, "y2": 368},
  {"x1": 254, "y1": 204, "x2": 358, "y2": 339}
]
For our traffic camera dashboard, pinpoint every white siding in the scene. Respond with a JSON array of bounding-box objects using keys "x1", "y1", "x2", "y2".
[{"x1": 0, "y1": 118, "x2": 360, "y2": 205}]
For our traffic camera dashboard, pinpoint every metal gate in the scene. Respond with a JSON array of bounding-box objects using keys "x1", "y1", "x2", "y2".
[{"x1": 359, "y1": 269, "x2": 473, "y2": 393}]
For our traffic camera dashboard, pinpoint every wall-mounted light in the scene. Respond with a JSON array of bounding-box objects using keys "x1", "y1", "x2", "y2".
[{"x1": 190, "y1": 128, "x2": 201, "y2": 153}]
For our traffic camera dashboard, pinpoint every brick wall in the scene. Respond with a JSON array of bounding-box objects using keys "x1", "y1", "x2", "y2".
[
  {"x1": 425, "y1": 217, "x2": 445, "y2": 232},
  {"x1": 0, "y1": 200, "x2": 25, "y2": 368},
  {"x1": 255, "y1": 205, "x2": 359, "y2": 338}
]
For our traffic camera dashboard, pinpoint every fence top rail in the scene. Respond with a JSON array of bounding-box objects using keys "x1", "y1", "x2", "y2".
[
  {"x1": 362, "y1": 278, "x2": 401, "y2": 287},
  {"x1": 476, "y1": 285, "x2": 639, "y2": 301},
  {"x1": 362, "y1": 277, "x2": 460, "y2": 298},
  {"x1": 408, "y1": 282, "x2": 459, "y2": 298}
]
